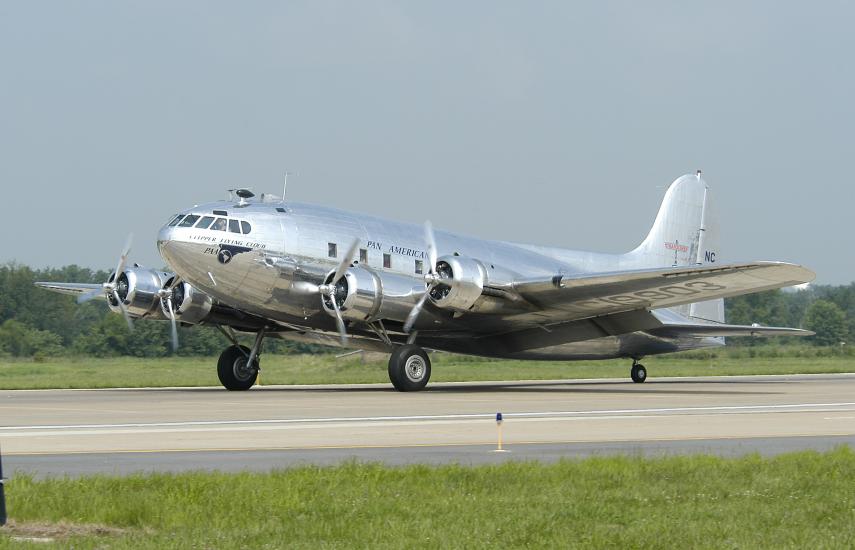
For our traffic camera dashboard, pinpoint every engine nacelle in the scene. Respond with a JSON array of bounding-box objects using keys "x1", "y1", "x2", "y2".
[
  {"x1": 428, "y1": 255, "x2": 487, "y2": 312},
  {"x1": 321, "y1": 265, "x2": 422, "y2": 322},
  {"x1": 160, "y1": 279, "x2": 213, "y2": 325},
  {"x1": 109, "y1": 268, "x2": 171, "y2": 319}
]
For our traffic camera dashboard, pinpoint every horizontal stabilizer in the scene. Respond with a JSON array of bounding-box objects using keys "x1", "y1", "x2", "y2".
[{"x1": 649, "y1": 323, "x2": 813, "y2": 339}]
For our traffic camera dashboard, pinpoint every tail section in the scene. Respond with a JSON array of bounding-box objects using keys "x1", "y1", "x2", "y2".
[{"x1": 627, "y1": 171, "x2": 724, "y2": 322}]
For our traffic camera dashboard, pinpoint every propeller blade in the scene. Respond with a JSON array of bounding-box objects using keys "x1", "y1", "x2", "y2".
[
  {"x1": 112, "y1": 290, "x2": 134, "y2": 332},
  {"x1": 332, "y1": 238, "x2": 360, "y2": 284},
  {"x1": 424, "y1": 221, "x2": 437, "y2": 273},
  {"x1": 167, "y1": 276, "x2": 182, "y2": 291},
  {"x1": 77, "y1": 288, "x2": 105, "y2": 304},
  {"x1": 330, "y1": 294, "x2": 348, "y2": 346},
  {"x1": 166, "y1": 299, "x2": 179, "y2": 352},
  {"x1": 113, "y1": 234, "x2": 133, "y2": 282},
  {"x1": 403, "y1": 291, "x2": 430, "y2": 334}
]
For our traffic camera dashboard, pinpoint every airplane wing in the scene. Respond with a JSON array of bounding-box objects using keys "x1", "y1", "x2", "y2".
[
  {"x1": 507, "y1": 261, "x2": 814, "y2": 324},
  {"x1": 34, "y1": 282, "x2": 104, "y2": 298}
]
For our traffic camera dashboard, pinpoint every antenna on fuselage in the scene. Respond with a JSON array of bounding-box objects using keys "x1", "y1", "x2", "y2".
[{"x1": 282, "y1": 172, "x2": 289, "y2": 203}]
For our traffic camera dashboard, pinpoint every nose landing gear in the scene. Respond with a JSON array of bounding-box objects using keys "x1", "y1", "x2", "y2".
[{"x1": 630, "y1": 360, "x2": 647, "y2": 383}]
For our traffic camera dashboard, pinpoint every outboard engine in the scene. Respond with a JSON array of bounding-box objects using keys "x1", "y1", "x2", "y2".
[
  {"x1": 428, "y1": 255, "x2": 487, "y2": 312},
  {"x1": 160, "y1": 278, "x2": 213, "y2": 325},
  {"x1": 108, "y1": 268, "x2": 172, "y2": 319},
  {"x1": 321, "y1": 265, "x2": 423, "y2": 323}
]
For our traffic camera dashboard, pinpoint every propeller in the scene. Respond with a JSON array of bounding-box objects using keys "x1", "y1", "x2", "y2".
[
  {"x1": 79, "y1": 234, "x2": 135, "y2": 332},
  {"x1": 157, "y1": 276, "x2": 183, "y2": 352},
  {"x1": 318, "y1": 238, "x2": 360, "y2": 345},
  {"x1": 403, "y1": 221, "x2": 449, "y2": 333}
]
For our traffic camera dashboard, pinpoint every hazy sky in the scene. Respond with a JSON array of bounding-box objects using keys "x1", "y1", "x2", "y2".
[{"x1": 2, "y1": 2, "x2": 853, "y2": 284}]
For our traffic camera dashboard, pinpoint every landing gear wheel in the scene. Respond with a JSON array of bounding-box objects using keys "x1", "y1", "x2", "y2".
[
  {"x1": 388, "y1": 344, "x2": 431, "y2": 392},
  {"x1": 217, "y1": 345, "x2": 258, "y2": 391},
  {"x1": 631, "y1": 363, "x2": 647, "y2": 383}
]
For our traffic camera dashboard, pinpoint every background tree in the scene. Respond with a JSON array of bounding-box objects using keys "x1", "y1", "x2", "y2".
[{"x1": 803, "y1": 300, "x2": 848, "y2": 346}]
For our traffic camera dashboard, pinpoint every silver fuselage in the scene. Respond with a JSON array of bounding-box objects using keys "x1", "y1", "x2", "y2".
[{"x1": 157, "y1": 199, "x2": 720, "y2": 360}]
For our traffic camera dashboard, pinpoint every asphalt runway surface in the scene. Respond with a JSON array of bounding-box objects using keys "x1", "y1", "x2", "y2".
[{"x1": 2, "y1": 373, "x2": 855, "y2": 477}]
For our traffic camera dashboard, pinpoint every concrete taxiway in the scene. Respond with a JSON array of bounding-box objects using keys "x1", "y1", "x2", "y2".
[{"x1": 2, "y1": 373, "x2": 855, "y2": 476}]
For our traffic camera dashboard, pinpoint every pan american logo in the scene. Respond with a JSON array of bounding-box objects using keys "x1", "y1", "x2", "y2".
[{"x1": 217, "y1": 244, "x2": 253, "y2": 264}]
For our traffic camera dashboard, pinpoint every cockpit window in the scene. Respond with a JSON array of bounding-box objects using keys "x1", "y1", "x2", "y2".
[
  {"x1": 168, "y1": 215, "x2": 184, "y2": 227},
  {"x1": 211, "y1": 218, "x2": 227, "y2": 231},
  {"x1": 179, "y1": 215, "x2": 200, "y2": 227},
  {"x1": 228, "y1": 219, "x2": 241, "y2": 233},
  {"x1": 195, "y1": 216, "x2": 215, "y2": 229},
  {"x1": 240, "y1": 221, "x2": 251, "y2": 234}
]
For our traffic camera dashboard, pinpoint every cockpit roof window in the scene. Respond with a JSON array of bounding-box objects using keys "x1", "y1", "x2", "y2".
[
  {"x1": 228, "y1": 219, "x2": 241, "y2": 234},
  {"x1": 211, "y1": 218, "x2": 227, "y2": 231},
  {"x1": 168, "y1": 215, "x2": 184, "y2": 227},
  {"x1": 240, "y1": 221, "x2": 252, "y2": 234},
  {"x1": 179, "y1": 215, "x2": 200, "y2": 227},
  {"x1": 195, "y1": 216, "x2": 215, "y2": 229}
]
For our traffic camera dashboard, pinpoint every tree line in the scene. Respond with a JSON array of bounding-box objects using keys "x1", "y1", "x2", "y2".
[{"x1": 0, "y1": 263, "x2": 851, "y2": 358}]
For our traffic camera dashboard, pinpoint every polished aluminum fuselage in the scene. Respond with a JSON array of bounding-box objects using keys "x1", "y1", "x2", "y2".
[{"x1": 157, "y1": 199, "x2": 720, "y2": 360}]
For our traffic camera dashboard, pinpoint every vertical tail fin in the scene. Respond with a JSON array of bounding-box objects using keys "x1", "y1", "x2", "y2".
[{"x1": 627, "y1": 171, "x2": 724, "y2": 322}]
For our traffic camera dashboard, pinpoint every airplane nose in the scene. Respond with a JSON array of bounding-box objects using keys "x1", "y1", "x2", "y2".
[{"x1": 157, "y1": 226, "x2": 175, "y2": 262}]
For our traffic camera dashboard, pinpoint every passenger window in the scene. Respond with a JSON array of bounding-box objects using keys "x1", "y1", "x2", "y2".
[
  {"x1": 415, "y1": 260, "x2": 423, "y2": 274},
  {"x1": 228, "y1": 219, "x2": 241, "y2": 233},
  {"x1": 179, "y1": 215, "x2": 200, "y2": 227},
  {"x1": 383, "y1": 253, "x2": 391, "y2": 268},
  {"x1": 240, "y1": 221, "x2": 251, "y2": 234},
  {"x1": 196, "y1": 216, "x2": 215, "y2": 229},
  {"x1": 328, "y1": 243, "x2": 337, "y2": 258},
  {"x1": 211, "y1": 218, "x2": 227, "y2": 231},
  {"x1": 168, "y1": 215, "x2": 184, "y2": 227},
  {"x1": 359, "y1": 249, "x2": 368, "y2": 264}
]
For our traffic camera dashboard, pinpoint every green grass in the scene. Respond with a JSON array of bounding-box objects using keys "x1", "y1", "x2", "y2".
[
  {"x1": 2, "y1": 448, "x2": 855, "y2": 548},
  {"x1": 1, "y1": 349, "x2": 854, "y2": 390}
]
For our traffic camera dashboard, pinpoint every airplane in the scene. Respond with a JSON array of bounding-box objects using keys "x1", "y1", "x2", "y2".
[{"x1": 36, "y1": 171, "x2": 815, "y2": 391}]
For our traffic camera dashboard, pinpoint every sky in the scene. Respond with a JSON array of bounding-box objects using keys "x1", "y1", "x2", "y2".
[{"x1": 1, "y1": 2, "x2": 853, "y2": 284}]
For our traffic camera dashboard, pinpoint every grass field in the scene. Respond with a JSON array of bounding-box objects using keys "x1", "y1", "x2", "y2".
[
  {"x1": 0, "y1": 348, "x2": 854, "y2": 390},
  {"x1": 2, "y1": 448, "x2": 854, "y2": 548}
]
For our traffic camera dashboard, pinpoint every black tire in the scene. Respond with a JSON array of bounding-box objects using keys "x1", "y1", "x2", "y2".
[
  {"x1": 631, "y1": 363, "x2": 647, "y2": 383},
  {"x1": 217, "y1": 345, "x2": 258, "y2": 391},
  {"x1": 388, "y1": 345, "x2": 431, "y2": 392}
]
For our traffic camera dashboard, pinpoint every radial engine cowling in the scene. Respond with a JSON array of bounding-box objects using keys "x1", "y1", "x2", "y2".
[
  {"x1": 428, "y1": 255, "x2": 487, "y2": 312},
  {"x1": 322, "y1": 265, "x2": 422, "y2": 323},
  {"x1": 109, "y1": 268, "x2": 171, "y2": 319},
  {"x1": 160, "y1": 280, "x2": 213, "y2": 325}
]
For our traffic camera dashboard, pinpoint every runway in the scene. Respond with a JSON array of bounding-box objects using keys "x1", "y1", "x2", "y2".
[{"x1": 2, "y1": 373, "x2": 855, "y2": 476}]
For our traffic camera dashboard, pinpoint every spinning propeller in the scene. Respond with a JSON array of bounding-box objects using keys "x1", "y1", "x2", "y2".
[
  {"x1": 403, "y1": 221, "x2": 452, "y2": 333},
  {"x1": 157, "y1": 276, "x2": 183, "y2": 352},
  {"x1": 77, "y1": 234, "x2": 135, "y2": 332},
  {"x1": 318, "y1": 238, "x2": 360, "y2": 345}
]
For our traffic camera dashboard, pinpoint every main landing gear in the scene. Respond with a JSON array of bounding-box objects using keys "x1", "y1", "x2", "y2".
[
  {"x1": 388, "y1": 344, "x2": 431, "y2": 392},
  {"x1": 630, "y1": 360, "x2": 647, "y2": 383},
  {"x1": 216, "y1": 327, "x2": 264, "y2": 391}
]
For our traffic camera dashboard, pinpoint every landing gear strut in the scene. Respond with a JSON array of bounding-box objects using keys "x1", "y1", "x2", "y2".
[
  {"x1": 388, "y1": 344, "x2": 431, "y2": 392},
  {"x1": 630, "y1": 360, "x2": 647, "y2": 384},
  {"x1": 216, "y1": 328, "x2": 265, "y2": 391}
]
